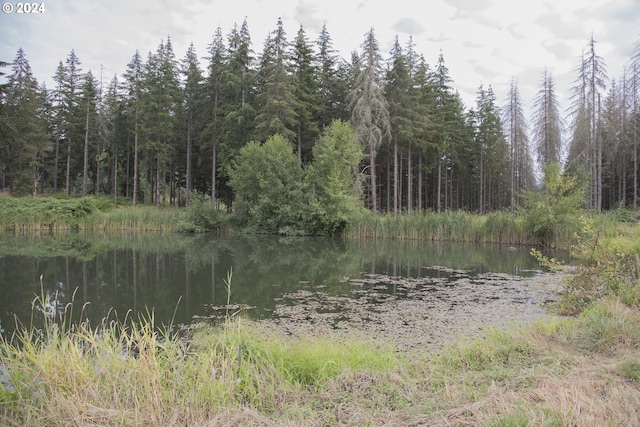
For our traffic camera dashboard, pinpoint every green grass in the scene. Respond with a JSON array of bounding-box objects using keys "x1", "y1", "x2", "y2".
[
  {"x1": 0, "y1": 196, "x2": 224, "y2": 233},
  {"x1": 0, "y1": 311, "x2": 400, "y2": 426},
  {"x1": 2, "y1": 294, "x2": 640, "y2": 425},
  {"x1": 90, "y1": 205, "x2": 187, "y2": 231},
  {"x1": 345, "y1": 210, "x2": 537, "y2": 246}
]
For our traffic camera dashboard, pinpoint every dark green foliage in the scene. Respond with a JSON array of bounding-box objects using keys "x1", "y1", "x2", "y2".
[
  {"x1": 2, "y1": 28, "x2": 639, "y2": 219},
  {"x1": 253, "y1": 18, "x2": 298, "y2": 143},
  {"x1": 229, "y1": 121, "x2": 363, "y2": 235},
  {"x1": 229, "y1": 134, "x2": 306, "y2": 234},
  {"x1": 305, "y1": 120, "x2": 363, "y2": 234},
  {"x1": 520, "y1": 163, "x2": 587, "y2": 247},
  {"x1": 179, "y1": 195, "x2": 225, "y2": 232},
  {"x1": 0, "y1": 197, "x2": 96, "y2": 230},
  {"x1": 2, "y1": 48, "x2": 49, "y2": 196}
]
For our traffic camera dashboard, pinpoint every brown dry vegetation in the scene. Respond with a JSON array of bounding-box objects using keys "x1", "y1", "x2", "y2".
[{"x1": 2, "y1": 295, "x2": 639, "y2": 426}]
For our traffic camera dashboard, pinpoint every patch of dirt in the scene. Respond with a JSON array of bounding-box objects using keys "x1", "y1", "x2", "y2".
[{"x1": 260, "y1": 268, "x2": 574, "y2": 354}]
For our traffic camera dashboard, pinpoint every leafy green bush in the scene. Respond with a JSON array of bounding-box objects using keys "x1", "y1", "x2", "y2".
[
  {"x1": 520, "y1": 162, "x2": 587, "y2": 247},
  {"x1": 228, "y1": 121, "x2": 364, "y2": 235},
  {"x1": 179, "y1": 196, "x2": 225, "y2": 232},
  {"x1": 0, "y1": 196, "x2": 97, "y2": 230},
  {"x1": 228, "y1": 134, "x2": 306, "y2": 234},
  {"x1": 304, "y1": 120, "x2": 363, "y2": 235}
]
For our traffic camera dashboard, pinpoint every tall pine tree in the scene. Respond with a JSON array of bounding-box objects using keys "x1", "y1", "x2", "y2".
[
  {"x1": 531, "y1": 69, "x2": 563, "y2": 170},
  {"x1": 292, "y1": 25, "x2": 319, "y2": 164},
  {"x1": 349, "y1": 28, "x2": 390, "y2": 212},
  {"x1": 3, "y1": 48, "x2": 48, "y2": 195},
  {"x1": 503, "y1": 78, "x2": 534, "y2": 209},
  {"x1": 254, "y1": 18, "x2": 297, "y2": 142}
]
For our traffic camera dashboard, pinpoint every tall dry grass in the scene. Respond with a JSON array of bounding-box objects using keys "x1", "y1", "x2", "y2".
[
  {"x1": 3, "y1": 292, "x2": 640, "y2": 425},
  {"x1": 345, "y1": 210, "x2": 531, "y2": 245}
]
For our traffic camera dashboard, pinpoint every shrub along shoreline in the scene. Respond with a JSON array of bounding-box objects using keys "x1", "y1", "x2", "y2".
[
  {"x1": 0, "y1": 194, "x2": 611, "y2": 249},
  {"x1": 1, "y1": 196, "x2": 640, "y2": 425}
]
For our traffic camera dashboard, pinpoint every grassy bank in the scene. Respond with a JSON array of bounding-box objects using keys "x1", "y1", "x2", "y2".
[
  {"x1": 344, "y1": 210, "x2": 530, "y2": 244},
  {"x1": 2, "y1": 195, "x2": 633, "y2": 251},
  {"x1": 0, "y1": 196, "x2": 226, "y2": 233},
  {"x1": 2, "y1": 297, "x2": 639, "y2": 425}
]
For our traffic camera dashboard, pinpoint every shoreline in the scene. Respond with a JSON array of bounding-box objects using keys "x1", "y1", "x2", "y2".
[{"x1": 261, "y1": 268, "x2": 574, "y2": 354}]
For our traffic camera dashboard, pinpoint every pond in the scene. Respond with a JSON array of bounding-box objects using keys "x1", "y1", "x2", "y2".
[{"x1": 0, "y1": 233, "x2": 570, "y2": 350}]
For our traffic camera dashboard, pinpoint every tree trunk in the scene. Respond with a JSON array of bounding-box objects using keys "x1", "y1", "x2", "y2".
[
  {"x1": 82, "y1": 106, "x2": 89, "y2": 197},
  {"x1": 596, "y1": 93, "x2": 602, "y2": 212},
  {"x1": 156, "y1": 157, "x2": 161, "y2": 209},
  {"x1": 297, "y1": 126, "x2": 302, "y2": 165},
  {"x1": 133, "y1": 119, "x2": 138, "y2": 207},
  {"x1": 66, "y1": 138, "x2": 71, "y2": 196},
  {"x1": 393, "y1": 135, "x2": 398, "y2": 214},
  {"x1": 211, "y1": 89, "x2": 219, "y2": 205},
  {"x1": 370, "y1": 139, "x2": 377, "y2": 212},
  {"x1": 53, "y1": 135, "x2": 60, "y2": 192},
  {"x1": 437, "y1": 158, "x2": 442, "y2": 213},
  {"x1": 95, "y1": 133, "x2": 101, "y2": 196},
  {"x1": 186, "y1": 113, "x2": 192, "y2": 207},
  {"x1": 479, "y1": 149, "x2": 484, "y2": 215},
  {"x1": 634, "y1": 66, "x2": 639, "y2": 209},
  {"x1": 418, "y1": 151, "x2": 423, "y2": 212},
  {"x1": 407, "y1": 141, "x2": 413, "y2": 214},
  {"x1": 386, "y1": 154, "x2": 391, "y2": 213}
]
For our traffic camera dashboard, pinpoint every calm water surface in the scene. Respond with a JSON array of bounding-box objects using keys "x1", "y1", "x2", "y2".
[{"x1": 0, "y1": 233, "x2": 566, "y2": 337}]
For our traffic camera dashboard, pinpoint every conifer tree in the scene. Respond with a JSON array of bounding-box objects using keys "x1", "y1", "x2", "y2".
[
  {"x1": 79, "y1": 71, "x2": 99, "y2": 196},
  {"x1": 432, "y1": 52, "x2": 462, "y2": 212},
  {"x1": 58, "y1": 50, "x2": 83, "y2": 195},
  {"x1": 567, "y1": 35, "x2": 608, "y2": 211},
  {"x1": 384, "y1": 36, "x2": 412, "y2": 213},
  {"x1": 411, "y1": 55, "x2": 438, "y2": 210},
  {"x1": 0, "y1": 61, "x2": 9, "y2": 190},
  {"x1": 531, "y1": 69, "x2": 563, "y2": 170},
  {"x1": 219, "y1": 20, "x2": 256, "y2": 207},
  {"x1": 292, "y1": 25, "x2": 319, "y2": 164},
  {"x1": 3, "y1": 48, "x2": 48, "y2": 195},
  {"x1": 123, "y1": 50, "x2": 143, "y2": 205},
  {"x1": 142, "y1": 37, "x2": 181, "y2": 206},
  {"x1": 203, "y1": 26, "x2": 226, "y2": 205},
  {"x1": 349, "y1": 28, "x2": 390, "y2": 212},
  {"x1": 476, "y1": 84, "x2": 509, "y2": 213},
  {"x1": 254, "y1": 18, "x2": 297, "y2": 142},
  {"x1": 102, "y1": 75, "x2": 122, "y2": 202},
  {"x1": 630, "y1": 38, "x2": 640, "y2": 208},
  {"x1": 315, "y1": 24, "x2": 347, "y2": 129},
  {"x1": 50, "y1": 61, "x2": 66, "y2": 192},
  {"x1": 600, "y1": 78, "x2": 625, "y2": 207},
  {"x1": 181, "y1": 42, "x2": 203, "y2": 206},
  {"x1": 503, "y1": 78, "x2": 534, "y2": 209}
]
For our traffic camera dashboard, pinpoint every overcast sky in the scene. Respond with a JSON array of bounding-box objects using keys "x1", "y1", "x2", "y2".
[{"x1": 1, "y1": 0, "x2": 639, "y2": 117}]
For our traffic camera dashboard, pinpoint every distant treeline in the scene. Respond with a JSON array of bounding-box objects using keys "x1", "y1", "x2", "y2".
[{"x1": 1, "y1": 19, "x2": 640, "y2": 214}]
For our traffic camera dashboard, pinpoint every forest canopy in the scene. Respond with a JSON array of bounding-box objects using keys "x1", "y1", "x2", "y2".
[{"x1": 1, "y1": 19, "x2": 639, "y2": 221}]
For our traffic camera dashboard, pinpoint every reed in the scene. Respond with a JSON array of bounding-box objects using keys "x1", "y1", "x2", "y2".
[
  {"x1": 345, "y1": 210, "x2": 532, "y2": 245},
  {"x1": 0, "y1": 197, "x2": 192, "y2": 233},
  {"x1": 1, "y1": 303, "x2": 399, "y2": 425},
  {"x1": 91, "y1": 205, "x2": 187, "y2": 232},
  {"x1": 0, "y1": 196, "x2": 95, "y2": 232},
  {"x1": 3, "y1": 292, "x2": 640, "y2": 425}
]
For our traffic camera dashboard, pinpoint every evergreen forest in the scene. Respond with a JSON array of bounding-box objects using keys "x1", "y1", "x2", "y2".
[{"x1": 2, "y1": 18, "x2": 640, "y2": 222}]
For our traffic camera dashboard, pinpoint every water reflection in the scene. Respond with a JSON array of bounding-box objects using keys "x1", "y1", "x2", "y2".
[{"x1": 0, "y1": 233, "x2": 566, "y2": 337}]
